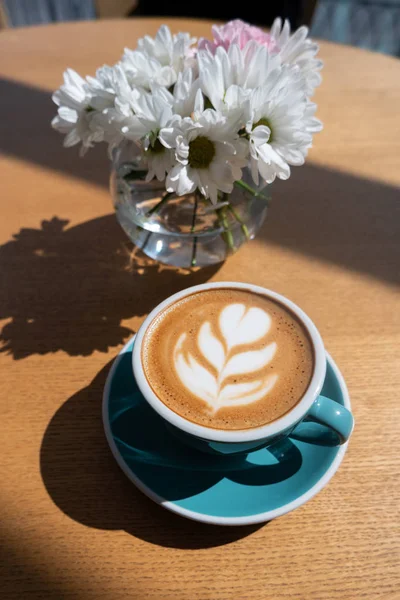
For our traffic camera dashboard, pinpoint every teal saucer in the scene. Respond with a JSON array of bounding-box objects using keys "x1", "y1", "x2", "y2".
[{"x1": 103, "y1": 338, "x2": 350, "y2": 525}]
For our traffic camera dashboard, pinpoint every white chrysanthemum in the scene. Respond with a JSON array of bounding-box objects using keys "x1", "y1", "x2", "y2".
[
  {"x1": 52, "y1": 65, "x2": 135, "y2": 156},
  {"x1": 303, "y1": 101, "x2": 323, "y2": 134},
  {"x1": 139, "y1": 68, "x2": 200, "y2": 117},
  {"x1": 245, "y1": 68, "x2": 322, "y2": 184},
  {"x1": 121, "y1": 49, "x2": 175, "y2": 89},
  {"x1": 198, "y1": 42, "x2": 280, "y2": 113},
  {"x1": 85, "y1": 64, "x2": 131, "y2": 110},
  {"x1": 172, "y1": 68, "x2": 200, "y2": 117},
  {"x1": 117, "y1": 88, "x2": 176, "y2": 181},
  {"x1": 85, "y1": 64, "x2": 133, "y2": 154},
  {"x1": 270, "y1": 18, "x2": 322, "y2": 95},
  {"x1": 137, "y1": 25, "x2": 196, "y2": 74},
  {"x1": 121, "y1": 25, "x2": 195, "y2": 90},
  {"x1": 160, "y1": 93, "x2": 247, "y2": 203},
  {"x1": 51, "y1": 68, "x2": 102, "y2": 155},
  {"x1": 51, "y1": 19, "x2": 323, "y2": 194}
]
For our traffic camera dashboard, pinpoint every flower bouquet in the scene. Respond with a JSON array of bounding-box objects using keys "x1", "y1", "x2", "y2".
[{"x1": 52, "y1": 19, "x2": 322, "y2": 267}]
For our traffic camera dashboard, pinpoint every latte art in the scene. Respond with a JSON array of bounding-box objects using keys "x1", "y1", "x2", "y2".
[
  {"x1": 142, "y1": 288, "x2": 314, "y2": 430},
  {"x1": 173, "y1": 304, "x2": 278, "y2": 411}
]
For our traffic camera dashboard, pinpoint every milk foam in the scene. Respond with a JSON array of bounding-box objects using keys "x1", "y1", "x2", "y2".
[
  {"x1": 142, "y1": 289, "x2": 314, "y2": 430},
  {"x1": 173, "y1": 303, "x2": 279, "y2": 412}
]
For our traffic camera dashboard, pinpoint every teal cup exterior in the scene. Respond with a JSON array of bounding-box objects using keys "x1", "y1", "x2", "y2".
[{"x1": 132, "y1": 283, "x2": 354, "y2": 455}]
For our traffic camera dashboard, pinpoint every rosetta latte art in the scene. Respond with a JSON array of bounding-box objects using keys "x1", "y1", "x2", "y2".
[{"x1": 173, "y1": 303, "x2": 278, "y2": 412}]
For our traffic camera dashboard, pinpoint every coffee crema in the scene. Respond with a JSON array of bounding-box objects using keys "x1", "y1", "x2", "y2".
[{"x1": 141, "y1": 289, "x2": 314, "y2": 430}]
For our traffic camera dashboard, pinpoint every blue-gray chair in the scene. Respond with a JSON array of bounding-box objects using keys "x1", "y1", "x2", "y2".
[
  {"x1": 311, "y1": 0, "x2": 400, "y2": 56},
  {"x1": 1, "y1": 0, "x2": 136, "y2": 27},
  {"x1": 3, "y1": 0, "x2": 95, "y2": 25}
]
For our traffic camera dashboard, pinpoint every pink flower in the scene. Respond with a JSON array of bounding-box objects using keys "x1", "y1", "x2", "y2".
[{"x1": 198, "y1": 19, "x2": 278, "y2": 54}]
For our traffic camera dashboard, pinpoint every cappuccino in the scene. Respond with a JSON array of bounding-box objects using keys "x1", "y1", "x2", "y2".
[{"x1": 141, "y1": 288, "x2": 314, "y2": 430}]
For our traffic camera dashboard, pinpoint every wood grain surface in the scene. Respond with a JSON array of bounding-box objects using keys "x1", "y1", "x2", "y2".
[{"x1": 1, "y1": 18, "x2": 399, "y2": 600}]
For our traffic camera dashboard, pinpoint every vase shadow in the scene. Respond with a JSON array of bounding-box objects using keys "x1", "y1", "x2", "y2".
[{"x1": 0, "y1": 214, "x2": 221, "y2": 360}]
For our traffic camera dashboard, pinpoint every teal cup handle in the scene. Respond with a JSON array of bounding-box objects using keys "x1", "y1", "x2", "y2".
[
  {"x1": 168, "y1": 394, "x2": 354, "y2": 454},
  {"x1": 293, "y1": 395, "x2": 354, "y2": 444}
]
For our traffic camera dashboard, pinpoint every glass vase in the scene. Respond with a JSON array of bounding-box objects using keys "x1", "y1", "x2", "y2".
[{"x1": 110, "y1": 142, "x2": 270, "y2": 269}]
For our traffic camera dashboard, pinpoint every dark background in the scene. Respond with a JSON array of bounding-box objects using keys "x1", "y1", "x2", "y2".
[{"x1": 131, "y1": 1, "x2": 306, "y2": 28}]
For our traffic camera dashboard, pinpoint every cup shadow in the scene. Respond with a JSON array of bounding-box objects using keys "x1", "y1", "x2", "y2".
[
  {"x1": 40, "y1": 360, "x2": 265, "y2": 549},
  {"x1": 228, "y1": 440, "x2": 302, "y2": 486},
  {"x1": 107, "y1": 351, "x2": 303, "y2": 501},
  {"x1": 0, "y1": 214, "x2": 221, "y2": 360}
]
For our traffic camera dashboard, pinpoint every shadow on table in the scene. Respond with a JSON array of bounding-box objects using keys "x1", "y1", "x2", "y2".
[
  {"x1": 1, "y1": 76, "x2": 399, "y2": 291},
  {"x1": 0, "y1": 525, "x2": 97, "y2": 600},
  {"x1": 40, "y1": 360, "x2": 265, "y2": 549},
  {"x1": 0, "y1": 77, "x2": 110, "y2": 188},
  {"x1": 261, "y1": 166, "x2": 400, "y2": 287},
  {"x1": 0, "y1": 215, "x2": 221, "y2": 360}
]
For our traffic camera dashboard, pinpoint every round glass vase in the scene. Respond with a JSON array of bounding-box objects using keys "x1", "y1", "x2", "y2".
[{"x1": 110, "y1": 142, "x2": 270, "y2": 269}]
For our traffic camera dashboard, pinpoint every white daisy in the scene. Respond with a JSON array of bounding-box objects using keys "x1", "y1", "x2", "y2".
[
  {"x1": 303, "y1": 100, "x2": 323, "y2": 134},
  {"x1": 85, "y1": 64, "x2": 131, "y2": 110},
  {"x1": 89, "y1": 106, "x2": 126, "y2": 158},
  {"x1": 51, "y1": 19, "x2": 323, "y2": 194},
  {"x1": 172, "y1": 68, "x2": 200, "y2": 117},
  {"x1": 121, "y1": 25, "x2": 196, "y2": 90},
  {"x1": 270, "y1": 18, "x2": 322, "y2": 96},
  {"x1": 146, "y1": 68, "x2": 201, "y2": 118},
  {"x1": 121, "y1": 49, "x2": 175, "y2": 89},
  {"x1": 137, "y1": 25, "x2": 196, "y2": 75},
  {"x1": 51, "y1": 68, "x2": 101, "y2": 155},
  {"x1": 85, "y1": 64, "x2": 133, "y2": 154},
  {"x1": 160, "y1": 94, "x2": 247, "y2": 203},
  {"x1": 119, "y1": 88, "x2": 176, "y2": 181},
  {"x1": 245, "y1": 69, "x2": 317, "y2": 184},
  {"x1": 198, "y1": 42, "x2": 280, "y2": 113}
]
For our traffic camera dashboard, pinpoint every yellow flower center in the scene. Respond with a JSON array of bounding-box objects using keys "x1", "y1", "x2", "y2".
[{"x1": 188, "y1": 136, "x2": 216, "y2": 169}]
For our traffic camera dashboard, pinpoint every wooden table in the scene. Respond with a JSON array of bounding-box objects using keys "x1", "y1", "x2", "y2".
[{"x1": 1, "y1": 18, "x2": 399, "y2": 600}]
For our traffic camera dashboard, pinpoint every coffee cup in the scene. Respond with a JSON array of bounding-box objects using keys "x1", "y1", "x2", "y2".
[{"x1": 132, "y1": 282, "x2": 354, "y2": 455}]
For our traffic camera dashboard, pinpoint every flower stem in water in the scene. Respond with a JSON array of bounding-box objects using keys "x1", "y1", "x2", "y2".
[
  {"x1": 140, "y1": 229, "x2": 152, "y2": 252},
  {"x1": 227, "y1": 205, "x2": 250, "y2": 240},
  {"x1": 234, "y1": 179, "x2": 270, "y2": 203},
  {"x1": 190, "y1": 193, "x2": 199, "y2": 267},
  {"x1": 147, "y1": 191, "x2": 175, "y2": 215},
  {"x1": 216, "y1": 206, "x2": 235, "y2": 253}
]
